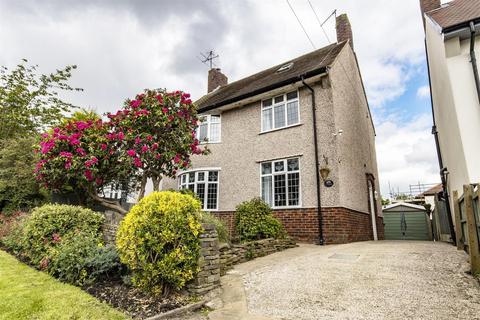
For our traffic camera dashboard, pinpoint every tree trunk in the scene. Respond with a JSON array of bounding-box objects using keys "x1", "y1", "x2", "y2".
[
  {"x1": 152, "y1": 175, "x2": 161, "y2": 192},
  {"x1": 87, "y1": 189, "x2": 127, "y2": 215},
  {"x1": 137, "y1": 174, "x2": 148, "y2": 202}
]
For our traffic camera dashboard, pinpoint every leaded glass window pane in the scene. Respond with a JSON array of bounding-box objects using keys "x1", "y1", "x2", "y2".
[
  {"x1": 274, "y1": 104, "x2": 285, "y2": 128},
  {"x1": 207, "y1": 183, "x2": 218, "y2": 209},
  {"x1": 287, "y1": 158, "x2": 299, "y2": 171},
  {"x1": 286, "y1": 101, "x2": 299, "y2": 125},
  {"x1": 274, "y1": 175, "x2": 286, "y2": 207},
  {"x1": 274, "y1": 161, "x2": 284, "y2": 172},
  {"x1": 288, "y1": 172, "x2": 300, "y2": 206},
  {"x1": 261, "y1": 163, "x2": 272, "y2": 175},
  {"x1": 197, "y1": 183, "x2": 205, "y2": 207}
]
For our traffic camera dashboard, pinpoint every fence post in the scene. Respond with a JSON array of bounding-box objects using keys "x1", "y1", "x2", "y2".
[
  {"x1": 453, "y1": 191, "x2": 464, "y2": 250},
  {"x1": 464, "y1": 184, "x2": 480, "y2": 275}
]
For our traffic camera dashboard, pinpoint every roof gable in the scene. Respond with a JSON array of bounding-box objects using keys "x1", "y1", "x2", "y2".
[
  {"x1": 196, "y1": 41, "x2": 348, "y2": 112},
  {"x1": 426, "y1": 0, "x2": 480, "y2": 32},
  {"x1": 383, "y1": 202, "x2": 427, "y2": 211}
]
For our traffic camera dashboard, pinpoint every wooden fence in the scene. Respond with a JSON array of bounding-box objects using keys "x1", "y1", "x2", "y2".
[{"x1": 453, "y1": 184, "x2": 480, "y2": 275}]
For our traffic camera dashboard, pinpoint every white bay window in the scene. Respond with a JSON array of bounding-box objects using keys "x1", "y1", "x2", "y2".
[
  {"x1": 261, "y1": 158, "x2": 300, "y2": 208},
  {"x1": 261, "y1": 91, "x2": 299, "y2": 132},
  {"x1": 179, "y1": 170, "x2": 219, "y2": 210}
]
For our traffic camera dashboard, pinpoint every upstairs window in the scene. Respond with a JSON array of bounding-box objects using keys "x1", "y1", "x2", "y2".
[
  {"x1": 261, "y1": 157, "x2": 300, "y2": 208},
  {"x1": 179, "y1": 170, "x2": 219, "y2": 210},
  {"x1": 197, "y1": 115, "x2": 221, "y2": 143},
  {"x1": 261, "y1": 91, "x2": 299, "y2": 132}
]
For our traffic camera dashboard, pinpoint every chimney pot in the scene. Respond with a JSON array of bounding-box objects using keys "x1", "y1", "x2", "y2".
[
  {"x1": 419, "y1": 0, "x2": 441, "y2": 30},
  {"x1": 336, "y1": 14, "x2": 354, "y2": 50},
  {"x1": 208, "y1": 68, "x2": 228, "y2": 93}
]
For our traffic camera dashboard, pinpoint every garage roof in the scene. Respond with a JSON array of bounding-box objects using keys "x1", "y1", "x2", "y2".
[{"x1": 383, "y1": 202, "x2": 427, "y2": 211}]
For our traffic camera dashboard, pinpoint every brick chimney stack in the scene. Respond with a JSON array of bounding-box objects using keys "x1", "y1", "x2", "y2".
[
  {"x1": 208, "y1": 68, "x2": 228, "y2": 93},
  {"x1": 336, "y1": 14, "x2": 354, "y2": 50},
  {"x1": 419, "y1": 0, "x2": 441, "y2": 30}
]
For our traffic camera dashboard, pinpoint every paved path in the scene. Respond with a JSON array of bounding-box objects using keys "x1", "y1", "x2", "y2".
[{"x1": 203, "y1": 241, "x2": 480, "y2": 320}]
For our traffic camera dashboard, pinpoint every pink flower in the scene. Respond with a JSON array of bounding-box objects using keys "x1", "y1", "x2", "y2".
[
  {"x1": 84, "y1": 170, "x2": 94, "y2": 181},
  {"x1": 69, "y1": 139, "x2": 80, "y2": 146},
  {"x1": 135, "y1": 137, "x2": 142, "y2": 144},
  {"x1": 151, "y1": 143, "x2": 158, "y2": 150},
  {"x1": 52, "y1": 233, "x2": 61, "y2": 243},
  {"x1": 133, "y1": 157, "x2": 143, "y2": 168},
  {"x1": 127, "y1": 149, "x2": 136, "y2": 157},
  {"x1": 75, "y1": 121, "x2": 90, "y2": 130},
  {"x1": 91, "y1": 157, "x2": 98, "y2": 164},
  {"x1": 168, "y1": 115, "x2": 174, "y2": 122},
  {"x1": 100, "y1": 143, "x2": 107, "y2": 151},
  {"x1": 59, "y1": 151, "x2": 73, "y2": 158},
  {"x1": 64, "y1": 161, "x2": 72, "y2": 169},
  {"x1": 53, "y1": 128, "x2": 60, "y2": 133},
  {"x1": 141, "y1": 145, "x2": 149, "y2": 153},
  {"x1": 41, "y1": 133, "x2": 49, "y2": 139},
  {"x1": 130, "y1": 99, "x2": 142, "y2": 108},
  {"x1": 95, "y1": 178, "x2": 103, "y2": 186},
  {"x1": 162, "y1": 107, "x2": 168, "y2": 114},
  {"x1": 76, "y1": 148, "x2": 86, "y2": 156},
  {"x1": 58, "y1": 135, "x2": 69, "y2": 140},
  {"x1": 155, "y1": 153, "x2": 161, "y2": 159},
  {"x1": 174, "y1": 154, "x2": 181, "y2": 163},
  {"x1": 106, "y1": 133, "x2": 117, "y2": 140},
  {"x1": 117, "y1": 132, "x2": 125, "y2": 140},
  {"x1": 146, "y1": 135, "x2": 153, "y2": 141}
]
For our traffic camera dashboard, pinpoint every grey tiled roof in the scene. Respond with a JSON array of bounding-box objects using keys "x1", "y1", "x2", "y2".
[{"x1": 197, "y1": 41, "x2": 347, "y2": 112}]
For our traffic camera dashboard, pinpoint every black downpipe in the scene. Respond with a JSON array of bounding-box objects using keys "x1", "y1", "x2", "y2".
[
  {"x1": 302, "y1": 78, "x2": 324, "y2": 245},
  {"x1": 424, "y1": 39, "x2": 457, "y2": 245},
  {"x1": 470, "y1": 22, "x2": 480, "y2": 104}
]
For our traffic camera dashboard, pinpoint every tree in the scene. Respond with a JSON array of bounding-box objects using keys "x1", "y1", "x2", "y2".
[
  {"x1": 0, "y1": 137, "x2": 49, "y2": 213},
  {"x1": 35, "y1": 89, "x2": 207, "y2": 214},
  {"x1": 0, "y1": 59, "x2": 82, "y2": 140}
]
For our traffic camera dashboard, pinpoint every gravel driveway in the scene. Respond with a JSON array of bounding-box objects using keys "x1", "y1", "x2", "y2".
[{"x1": 234, "y1": 241, "x2": 480, "y2": 320}]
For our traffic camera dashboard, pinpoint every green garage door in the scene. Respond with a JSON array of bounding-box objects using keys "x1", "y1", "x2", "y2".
[{"x1": 384, "y1": 211, "x2": 430, "y2": 240}]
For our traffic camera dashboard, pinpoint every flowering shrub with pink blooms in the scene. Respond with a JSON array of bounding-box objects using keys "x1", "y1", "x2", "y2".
[{"x1": 35, "y1": 89, "x2": 207, "y2": 213}]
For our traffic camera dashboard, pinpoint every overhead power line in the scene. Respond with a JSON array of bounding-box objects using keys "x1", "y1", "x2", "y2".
[
  {"x1": 286, "y1": 0, "x2": 316, "y2": 50},
  {"x1": 307, "y1": 0, "x2": 331, "y2": 43}
]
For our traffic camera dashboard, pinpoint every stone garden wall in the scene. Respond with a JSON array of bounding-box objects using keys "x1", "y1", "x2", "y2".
[{"x1": 187, "y1": 224, "x2": 297, "y2": 295}]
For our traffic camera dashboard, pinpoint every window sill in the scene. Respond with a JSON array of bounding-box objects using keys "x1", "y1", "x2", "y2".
[
  {"x1": 199, "y1": 141, "x2": 221, "y2": 145},
  {"x1": 259, "y1": 123, "x2": 303, "y2": 135},
  {"x1": 270, "y1": 205, "x2": 302, "y2": 210}
]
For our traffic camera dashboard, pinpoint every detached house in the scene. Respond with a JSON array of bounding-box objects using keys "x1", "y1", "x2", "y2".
[
  {"x1": 162, "y1": 13, "x2": 384, "y2": 244},
  {"x1": 420, "y1": 0, "x2": 480, "y2": 242}
]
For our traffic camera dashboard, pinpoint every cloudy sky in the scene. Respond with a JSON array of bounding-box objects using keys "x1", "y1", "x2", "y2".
[{"x1": 0, "y1": 0, "x2": 442, "y2": 197}]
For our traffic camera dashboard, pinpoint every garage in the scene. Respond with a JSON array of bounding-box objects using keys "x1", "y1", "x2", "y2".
[{"x1": 383, "y1": 203, "x2": 431, "y2": 240}]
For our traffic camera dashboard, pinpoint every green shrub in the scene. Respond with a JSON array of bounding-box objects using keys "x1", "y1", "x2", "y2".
[
  {"x1": 235, "y1": 198, "x2": 284, "y2": 242},
  {"x1": 116, "y1": 191, "x2": 203, "y2": 296},
  {"x1": 47, "y1": 234, "x2": 121, "y2": 286},
  {"x1": 22, "y1": 204, "x2": 104, "y2": 266},
  {"x1": 1, "y1": 214, "x2": 28, "y2": 255},
  {"x1": 201, "y1": 211, "x2": 230, "y2": 244}
]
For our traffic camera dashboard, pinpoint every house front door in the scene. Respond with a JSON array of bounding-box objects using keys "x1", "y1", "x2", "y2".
[{"x1": 368, "y1": 179, "x2": 378, "y2": 241}]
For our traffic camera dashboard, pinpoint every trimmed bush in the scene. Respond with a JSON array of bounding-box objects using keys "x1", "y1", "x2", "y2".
[
  {"x1": 22, "y1": 204, "x2": 104, "y2": 266},
  {"x1": 201, "y1": 211, "x2": 230, "y2": 244},
  {"x1": 235, "y1": 198, "x2": 284, "y2": 242},
  {"x1": 48, "y1": 234, "x2": 121, "y2": 286},
  {"x1": 116, "y1": 191, "x2": 203, "y2": 296}
]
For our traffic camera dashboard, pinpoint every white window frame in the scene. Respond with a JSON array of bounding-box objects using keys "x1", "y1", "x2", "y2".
[
  {"x1": 178, "y1": 169, "x2": 220, "y2": 211},
  {"x1": 260, "y1": 157, "x2": 301, "y2": 209},
  {"x1": 261, "y1": 90, "x2": 300, "y2": 133},
  {"x1": 196, "y1": 114, "x2": 221, "y2": 144}
]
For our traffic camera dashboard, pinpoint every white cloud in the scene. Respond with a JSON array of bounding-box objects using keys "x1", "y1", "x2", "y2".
[
  {"x1": 0, "y1": 0, "x2": 439, "y2": 199},
  {"x1": 416, "y1": 85, "x2": 430, "y2": 98},
  {"x1": 376, "y1": 114, "x2": 440, "y2": 197}
]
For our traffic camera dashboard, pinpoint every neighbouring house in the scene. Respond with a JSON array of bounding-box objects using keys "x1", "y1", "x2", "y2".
[
  {"x1": 420, "y1": 0, "x2": 480, "y2": 242},
  {"x1": 162, "y1": 13, "x2": 384, "y2": 244}
]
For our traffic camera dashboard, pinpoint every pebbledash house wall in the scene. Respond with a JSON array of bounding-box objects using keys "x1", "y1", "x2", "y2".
[{"x1": 162, "y1": 42, "x2": 384, "y2": 244}]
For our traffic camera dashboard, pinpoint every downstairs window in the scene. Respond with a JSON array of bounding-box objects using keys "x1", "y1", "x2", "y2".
[
  {"x1": 260, "y1": 157, "x2": 300, "y2": 208},
  {"x1": 179, "y1": 170, "x2": 219, "y2": 210}
]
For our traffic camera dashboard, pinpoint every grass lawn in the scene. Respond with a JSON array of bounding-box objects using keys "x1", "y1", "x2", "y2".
[{"x1": 0, "y1": 250, "x2": 128, "y2": 320}]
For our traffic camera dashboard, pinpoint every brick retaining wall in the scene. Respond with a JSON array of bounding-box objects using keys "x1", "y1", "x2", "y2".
[{"x1": 213, "y1": 207, "x2": 384, "y2": 244}]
